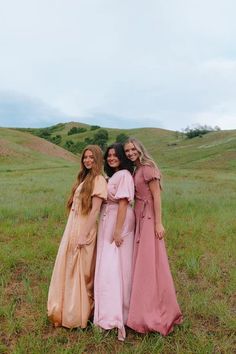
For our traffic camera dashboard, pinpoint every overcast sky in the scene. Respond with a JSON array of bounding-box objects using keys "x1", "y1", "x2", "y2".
[{"x1": 0, "y1": 0, "x2": 235, "y2": 131}]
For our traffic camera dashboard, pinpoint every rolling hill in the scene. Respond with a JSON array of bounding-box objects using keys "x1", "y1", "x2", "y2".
[
  {"x1": 0, "y1": 127, "x2": 79, "y2": 172},
  {"x1": 12, "y1": 122, "x2": 236, "y2": 172},
  {"x1": 1, "y1": 122, "x2": 235, "y2": 173}
]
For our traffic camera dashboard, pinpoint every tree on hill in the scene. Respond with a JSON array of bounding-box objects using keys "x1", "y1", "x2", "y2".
[
  {"x1": 36, "y1": 128, "x2": 51, "y2": 140},
  {"x1": 64, "y1": 140, "x2": 75, "y2": 151},
  {"x1": 90, "y1": 125, "x2": 100, "y2": 131},
  {"x1": 84, "y1": 137, "x2": 94, "y2": 145},
  {"x1": 183, "y1": 125, "x2": 221, "y2": 139},
  {"x1": 51, "y1": 135, "x2": 62, "y2": 145},
  {"x1": 63, "y1": 129, "x2": 109, "y2": 154},
  {"x1": 74, "y1": 141, "x2": 87, "y2": 152},
  {"x1": 68, "y1": 127, "x2": 87, "y2": 135},
  {"x1": 67, "y1": 127, "x2": 78, "y2": 135},
  {"x1": 116, "y1": 133, "x2": 129, "y2": 143},
  {"x1": 93, "y1": 129, "x2": 109, "y2": 151}
]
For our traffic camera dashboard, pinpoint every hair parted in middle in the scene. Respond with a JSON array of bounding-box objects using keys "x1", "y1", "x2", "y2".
[
  {"x1": 104, "y1": 142, "x2": 134, "y2": 177},
  {"x1": 67, "y1": 144, "x2": 104, "y2": 215},
  {"x1": 124, "y1": 137, "x2": 158, "y2": 169}
]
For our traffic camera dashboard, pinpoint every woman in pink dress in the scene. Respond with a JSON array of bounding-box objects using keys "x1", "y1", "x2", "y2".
[
  {"x1": 47, "y1": 145, "x2": 107, "y2": 329},
  {"x1": 94, "y1": 143, "x2": 135, "y2": 341},
  {"x1": 124, "y1": 138, "x2": 183, "y2": 335}
]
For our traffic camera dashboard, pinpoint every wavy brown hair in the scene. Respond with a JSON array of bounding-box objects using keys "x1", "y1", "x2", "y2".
[{"x1": 67, "y1": 145, "x2": 104, "y2": 215}]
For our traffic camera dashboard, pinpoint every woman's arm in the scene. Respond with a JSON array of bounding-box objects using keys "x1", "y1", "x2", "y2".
[
  {"x1": 76, "y1": 196, "x2": 103, "y2": 248},
  {"x1": 113, "y1": 198, "x2": 128, "y2": 247},
  {"x1": 149, "y1": 179, "x2": 165, "y2": 239}
]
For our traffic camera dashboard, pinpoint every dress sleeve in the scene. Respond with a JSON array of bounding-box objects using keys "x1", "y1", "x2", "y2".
[
  {"x1": 143, "y1": 165, "x2": 161, "y2": 183},
  {"x1": 114, "y1": 170, "x2": 134, "y2": 202},
  {"x1": 91, "y1": 175, "x2": 107, "y2": 200}
]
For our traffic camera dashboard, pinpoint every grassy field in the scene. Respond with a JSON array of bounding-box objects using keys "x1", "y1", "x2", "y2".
[{"x1": 0, "y1": 127, "x2": 236, "y2": 353}]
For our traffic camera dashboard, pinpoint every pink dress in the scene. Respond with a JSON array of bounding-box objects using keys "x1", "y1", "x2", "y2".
[
  {"x1": 47, "y1": 175, "x2": 107, "y2": 328},
  {"x1": 94, "y1": 170, "x2": 135, "y2": 340},
  {"x1": 127, "y1": 165, "x2": 183, "y2": 335}
]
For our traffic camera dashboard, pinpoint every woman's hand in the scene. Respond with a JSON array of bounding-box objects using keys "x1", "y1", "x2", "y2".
[
  {"x1": 112, "y1": 198, "x2": 128, "y2": 247},
  {"x1": 75, "y1": 196, "x2": 103, "y2": 250},
  {"x1": 155, "y1": 223, "x2": 165, "y2": 240},
  {"x1": 76, "y1": 235, "x2": 87, "y2": 249},
  {"x1": 113, "y1": 231, "x2": 123, "y2": 247}
]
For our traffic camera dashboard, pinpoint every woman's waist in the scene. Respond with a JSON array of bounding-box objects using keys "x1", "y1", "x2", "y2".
[
  {"x1": 103, "y1": 199, "x2": 133, "y2": 207},
  {"x1": 101, "y1": 200, "x2": 134, "y2": 214},
  {"x1": 135, "y1": 195, "x2": 153, "y2": 203},
  {"x1": 134, "y1": 195, "x2": 154, "y2": 216},
  {"x1": 102, "y1": 200, "x2": 118, "y2": 209}
]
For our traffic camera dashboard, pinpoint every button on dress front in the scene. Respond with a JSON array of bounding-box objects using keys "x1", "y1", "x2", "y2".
[
  {"x1": 127, "y1": 165, "x2": 183, "y2": 335},
  {"x1": 94, "y1": 170, "x2": 135, "y2": 340},
  {"x1": 47, "y1": 175, "x2": 107, "y2": 328}
]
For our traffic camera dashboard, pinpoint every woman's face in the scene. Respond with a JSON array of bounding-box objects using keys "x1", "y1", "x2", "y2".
[
  {"x1": 124, "y1": 142, "x2": 140, "y2": 162},
  {"x1": 83, "y1": 149, "x2": 94, "y2": 169},
  {"x1": 107, "y1": 148, "x2": 120, "y2": 170}
]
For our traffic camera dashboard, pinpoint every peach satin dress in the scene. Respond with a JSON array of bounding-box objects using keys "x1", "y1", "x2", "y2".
[{"x1": 47, "y1": 175, "x2": 107, "y2": 328}]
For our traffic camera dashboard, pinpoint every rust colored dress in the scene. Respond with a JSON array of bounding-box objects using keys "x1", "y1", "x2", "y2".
[
  {"x1": 127, "y1": 165, "x2": 182, "y2": 335},
  {"x1": 47, "y1": 175, "x2": 107, "y2": 328}
]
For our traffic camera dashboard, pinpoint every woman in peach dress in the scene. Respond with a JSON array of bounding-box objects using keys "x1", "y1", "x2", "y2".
[
  {"x1": 94, "y1": 143, "x2": 135, "y2": 341},
  {"x1": 124, "y1": 138, "x2": 183, "y2": 335},
  {"x1": 47, "y1": 145, "x2": 107, "y2": 328}
]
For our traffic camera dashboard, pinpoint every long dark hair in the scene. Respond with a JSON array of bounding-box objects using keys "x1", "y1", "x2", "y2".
[{"x1": 104, "y1": 143, "x2": 134, "y2": 177}]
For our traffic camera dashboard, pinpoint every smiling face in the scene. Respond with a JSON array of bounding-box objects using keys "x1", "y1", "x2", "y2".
[
  {"x1": 83, "y1": 149, "x2": 94, "y2": 169},
  {"x1": 107, "y1": 148, "x2": 120, "y2": 170},
  {"x1": 124, "y1": 142, "x2": 140, "y2": 163}
]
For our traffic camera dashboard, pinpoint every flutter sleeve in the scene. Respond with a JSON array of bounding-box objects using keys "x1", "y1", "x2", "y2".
[
  {"x1": 114, "y1": 170, "x2": 134, "y2": 202},
  {"x1": 143, "y1": 165, "x2": 161, "y2": 183},
  {"x1": 91, "y1": 175, "x2": 107, "y2": 200}
]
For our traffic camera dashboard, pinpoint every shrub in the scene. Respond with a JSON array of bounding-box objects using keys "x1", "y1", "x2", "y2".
[
  {"x1": 93, "y1": 129, "x2": 109, "y2": 151},
  {"x1": 116, "y1": 133, "x2": 129, "y2": 143},
  {"x1": 50, "y1": 135, "x2": 62, "y2": 145},
  {"x1": 90, "y1": 125, "x2": 100, "y2": 131},
  {"x1": 36, "y1": 129, "x2": 51, "y2": 140},
  {"x1": 68, "y1": 127, "x2": 87, "y2": 135},
  {"x1": 184, "y1": 125, "x2": 221, "y2": 139},
  {"x1": 68, "y1": 127, "x2": 78, "y2": 135}
]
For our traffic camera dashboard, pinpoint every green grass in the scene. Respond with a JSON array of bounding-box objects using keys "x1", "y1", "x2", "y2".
[
  {"x1": 0, "y1": 127, "x2": 79, "y2": 173},
  {"x1": 0, "y1": 127, "x2": 235, "y2": 353}
]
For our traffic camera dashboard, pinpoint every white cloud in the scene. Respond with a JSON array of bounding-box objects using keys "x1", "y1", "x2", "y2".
[{"x1": 0, "y1": 0, "x2": 236, "y2": 130}]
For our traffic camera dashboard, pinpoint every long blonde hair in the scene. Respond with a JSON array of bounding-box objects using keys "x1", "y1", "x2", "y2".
[
  {"x1": 124, "y1": 137, "x2": 158, "y2": 168},
  {"x1": 67, "y1": 145, "x2": 104, "y2": 215}
]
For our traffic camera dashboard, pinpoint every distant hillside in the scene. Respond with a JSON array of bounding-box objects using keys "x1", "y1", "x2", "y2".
[
  {"x1": 1, "y1": 122, "x2": 236, "y2": 172},
  {"x1": 18, "y1": 122, "x2": 236, "y2": 171},
  {"x1": 0, "y1": 127, "x2": 79, "y2": 171}
]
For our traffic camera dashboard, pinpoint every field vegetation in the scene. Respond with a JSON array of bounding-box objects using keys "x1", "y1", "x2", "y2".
[{"x1": 0, "y1": 125, "x2": 235, "y2": 353}]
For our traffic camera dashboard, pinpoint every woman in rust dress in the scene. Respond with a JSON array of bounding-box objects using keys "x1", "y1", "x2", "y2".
[{"x1": 124, "y1": 138, "x2": 182, "y2": 335}]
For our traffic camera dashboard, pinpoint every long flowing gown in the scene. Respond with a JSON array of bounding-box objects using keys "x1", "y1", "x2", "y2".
[
  {"x1": 94, "y1": 170, "x2": 135, "y2": 340},
  {"x1": 127, "y1": 165, "x2": 183, "y2": 335},
  {"x1": 47, "y1": 175, "x2": 107, "y2": 328}
]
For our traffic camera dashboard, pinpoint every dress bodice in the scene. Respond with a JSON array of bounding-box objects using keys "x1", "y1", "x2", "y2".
[
  {"x1": 134, "y1": 165, "x2": 161, "y2": 201},
  {"x1": 107, "y1": 170, "x2": 134, "y2": 204},
  {"x1": 71, "y1": 175, "x2": 107, "y2": 213}
]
